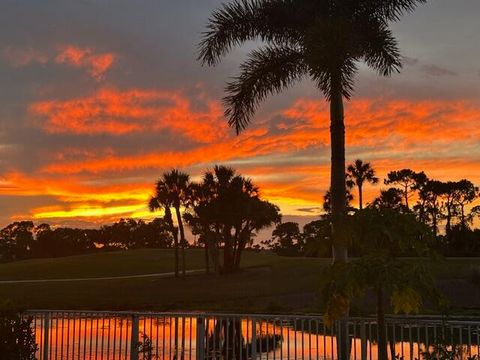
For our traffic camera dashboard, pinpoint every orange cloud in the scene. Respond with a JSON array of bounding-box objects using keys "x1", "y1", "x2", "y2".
[
  {"x1": 55, "y1": 45, "x2": 116, "y2": 80},
  {"x1": 2, "y1": 45, "x2": 116, "y2": 79},
  {"x1": 4, "y1": 95, "x2": 480, "y2": 224},
  {"x1": 2, "y1": 46, "x2": 48, "y2": 67},
  {"x1": 283, "y1": 98, "x2": 480, "y2": 149},
  {"x1": 1, "y1": 171, "x2": 155, "y2": 224},
  {"x1": 29, "y1": 88, "x2": 227, "y2": 141},
  {"x1": 36, "y1": 97, "x2": 480, "y2": 178}
]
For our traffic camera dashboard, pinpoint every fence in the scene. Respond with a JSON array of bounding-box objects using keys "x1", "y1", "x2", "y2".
[{"x1": 23, "y1": 311, "x2": 480, "y2": 360}]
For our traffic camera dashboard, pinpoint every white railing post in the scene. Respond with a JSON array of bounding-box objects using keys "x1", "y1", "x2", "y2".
[
  {"x1": 196, "y1": 317, "x2": 205, "y2": 360},
  {"x1": 43, "y1": 312, "x2": 50, "y2": 360},
  {"x1": 130, "y1": 314, "x2": 139, "y2": 360}
]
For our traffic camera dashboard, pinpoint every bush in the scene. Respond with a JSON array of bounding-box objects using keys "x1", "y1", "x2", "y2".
[{"x1": 0, "y1": 300, "x2": 38, "y2": 359}]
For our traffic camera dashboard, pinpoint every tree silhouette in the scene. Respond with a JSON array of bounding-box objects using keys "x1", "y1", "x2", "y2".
[
  {"x1": 302, "y1": 219, "x2": 331, "y2": 257},
  {"x1": 199, "y1": 0, "x2": 426, "y2": 270},
  {"x1": 385, "y1": 169, "x2": 427, "y2": 210},
  {"x1": 438, "y1": 181, "x2": 459, "y2": 236},
  {"x1": 452, "y1": 179, "x2": 479, "y2": 230},
  {"x1": 415, "y1": 180, "x2": 444, "y2": 237},
  {"x1": 346, "y1": 159, "x2": 378, "y2": 209},
  {"x1": 267, "y1": 222, "x2": 303, "y2": 256},
  {"x1": 470, "y1": 205, "x2": 480, "y2": 224},
  {"x1": 372, "y1": 188, "x2": 404, "y2": 211},
  {"x1": 186, "y1": 165, "x2": 280, "y2": 273},
  {"x1": 322, "y1": 188, "x2": 354, "y2": 214},
  {"x1": 0, "y1": 221, "x2": 34, "y2": 260},
  {"x1": 0, "y1": 301, "x2": 37, "y2": 359},
  {"x1": 149, "y1": 170, "x2": 191, "y2": 278},
  {"x1": 149, "y1": 183, "x2": 179, "y2": 277}
]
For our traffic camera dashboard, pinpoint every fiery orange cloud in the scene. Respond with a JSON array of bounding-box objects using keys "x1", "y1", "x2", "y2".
[
  {"x1": 284, "y1": 98, "x2": 480, "y2": 149},
  {"x1": 29, "y1": 88, "x2": 227, "y2": 141},
  {"x1": 1, "y1": 171, "x2": 157, "y2": 223},
  {"x1": 4, "y1": 95, "x2": 480, "y2": 224},
  {"x1": 0, "y1": 171, "x2": 152, "y2": 201},
  {"x1": 38, "y1": 97, "x2": 480, "y2": 177},
  {"x1": 55, "y1": 45, "x2": 116, "y2": 80}
]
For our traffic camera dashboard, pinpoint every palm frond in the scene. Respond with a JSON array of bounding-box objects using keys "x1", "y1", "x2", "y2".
[
  {"x1": 224, "y1": 45, "x2": 307, "y2": 133},
  {"x1": 360, "y1": 20, "x2": 402, "y2": 76},
  {"x1": 198, "y1": 0, "x2": 300, "y2": 66},
  {"x1": 368, "y1": 0, "x2": 428, "y2": 22},
  {"x1": 148, "y1": 196, "x2": 161, "y2": 212},
  {"x1": 310, "y1": 58, "x2": 358, "y2": 100}
]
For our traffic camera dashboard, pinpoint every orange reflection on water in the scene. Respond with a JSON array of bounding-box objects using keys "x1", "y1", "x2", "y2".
[{"x1": 30, "y1": 314, "x2": 480, "y2": 360}]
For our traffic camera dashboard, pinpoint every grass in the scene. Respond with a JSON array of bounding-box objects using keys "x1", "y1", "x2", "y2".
[
  {"x1": 0, "y1": 249, "x2": 275, "y2": 280},
  {"x1": 0, "y1": 249, "x2": 479, "y2": 314}
]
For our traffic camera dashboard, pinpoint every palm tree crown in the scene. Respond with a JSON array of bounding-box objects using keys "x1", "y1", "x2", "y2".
[
  {"x1": 199, "y1": 0, "x2": 425, "y2": 132},
  {"x1": 149, "y1": 169, "x2": 191, "y2": 277},
  {"x1": 347, "y1": 159, "x2": 379, "y2": 209}
]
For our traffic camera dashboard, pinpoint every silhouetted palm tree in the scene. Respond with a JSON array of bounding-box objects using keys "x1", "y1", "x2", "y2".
[
  {"x1": 199, "y1": 0, "x2": 425, "y2": 266},
  {"x1": 347, "y1": 159, "x2": 379, "y2": 209},
  {"x1": 149, "y1": 170, "x2": 191, "y2": 277},
  {"x1": 149, "y1": 182, "x2": 180, "y2": 277},
  {"x1": 163, "y1": 170, "x2": 191, "y2": 278},
  {"x1": 186, "y1": 165, "x2": 280, "y2": 273}
]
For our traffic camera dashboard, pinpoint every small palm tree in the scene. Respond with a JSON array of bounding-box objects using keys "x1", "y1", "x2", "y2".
[
  {"x1": 163, "y1": 170, "x2": 191, "y2": 278},
  {"x1": 149, "y1": 169, "x2": 191, "y2": 278},
  {"x1": 199, "y1": 0, "x2": 426, "y2": 265},
  {"x1": 347, "y1": 159, "x2": 379, "y2": 209},
  {"x1": 149, "y1": 183, "x2": 179, "y2": 277}
]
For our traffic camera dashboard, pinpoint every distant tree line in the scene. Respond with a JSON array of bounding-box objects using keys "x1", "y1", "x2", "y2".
[
  {"x1": 3, "y1": 162, "x2": 478, "y2": 269},
  {"x1": 0, "y1": 218, "x2": 173, "y2": 262},
  {"x1": 266, "y1": 160, "x2": 480, "y2": 257}
]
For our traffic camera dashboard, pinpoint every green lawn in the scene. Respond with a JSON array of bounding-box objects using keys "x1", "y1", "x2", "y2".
[
  {"x1": 0, "y1": 249, "x2": 275, "y2": 280},
  {"x1": 0, "y1": 250, "x2": 479, "y2": 314}
]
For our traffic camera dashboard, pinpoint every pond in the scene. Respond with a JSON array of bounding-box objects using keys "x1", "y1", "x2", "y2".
[{"x1": 22, "y1": 311, "x2": 480, "y2": 360}]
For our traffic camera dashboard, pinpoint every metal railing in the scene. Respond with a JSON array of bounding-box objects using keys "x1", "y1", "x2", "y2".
[{"x1": 22, "y1": 311, "x2": 480, "y2": 360}]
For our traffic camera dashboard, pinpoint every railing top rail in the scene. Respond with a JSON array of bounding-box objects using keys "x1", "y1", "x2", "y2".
[{"x1": 23, "y1": 309, "x2": 480, "y2": 324}]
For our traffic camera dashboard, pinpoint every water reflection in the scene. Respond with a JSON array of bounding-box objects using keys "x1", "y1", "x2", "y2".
[{"x1": 26, "y1": 313, "x2": 480, "y2": 360}]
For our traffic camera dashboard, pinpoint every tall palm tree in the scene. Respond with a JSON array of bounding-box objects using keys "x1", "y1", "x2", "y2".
[
  {"x1": 149, "y1": 169, "x2": 191, "y2": 278},
  {"x1": 347, "y1": 159, "x2": 379, "y2": 209},
  {"x1": 198, "y1": 0, "x2": 426, "y2": 266},
  {"x1": 163, "y1": 170, "x2": 191, "y2": 278},
  {"x1": 149, "y1": 182, "x2": 179, "y2": 277}
]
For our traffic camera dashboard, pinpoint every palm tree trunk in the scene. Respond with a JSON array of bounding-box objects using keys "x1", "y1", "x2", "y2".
[
  {"x1": 404, "y1": 184, "x2": 409, "y2": 210},
  {"x1": 446, "y1": 204, "x2": 452, "y2": 236},
  {"x1": 223, "y1": 227, "x2": 234, "y2": 273},
  {"x1": 330, "y1": 74, "x2": 347, "y2": 264},
  {"x1": 358, "y1": 185, "x2": 363, "y2": 210},
  {"x1": 330, "y1": 73, "x2": 349, "y2": 360},
  {"x1": 377, "y1": 285, "x2": 388, "y2": 360},
  {"x1": 204, "y1": 236, "x2": 210, "y2": 274},
  {"x1": 165, "y1": 207, "x2": 179, "y2": 277},
  {"x1": 175, "y1": 206, "x2": 187, "y2": 278},
  {"x1": 432, "y1": 205, "x2": 438, "y2": 237}
]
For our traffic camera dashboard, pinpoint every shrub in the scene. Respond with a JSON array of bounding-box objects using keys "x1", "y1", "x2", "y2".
[{"x1": 0, "y1": 300, "x2": 38, "y2": 360}]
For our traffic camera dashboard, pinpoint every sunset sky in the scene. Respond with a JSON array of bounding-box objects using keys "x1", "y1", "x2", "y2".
[{"x1": 0, "y1": 0, "x2": 479, "y2": 228}]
